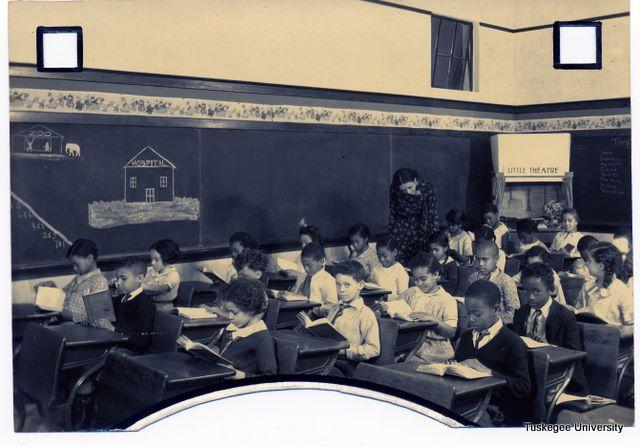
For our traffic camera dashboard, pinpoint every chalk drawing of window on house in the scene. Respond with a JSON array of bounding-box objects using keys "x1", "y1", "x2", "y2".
[
  {"x1": 12, "y1": 125, "x2": 82, "y2": 159},
  {"x1": 88, "y1": 146, "x2": 199, "y2": 229}
]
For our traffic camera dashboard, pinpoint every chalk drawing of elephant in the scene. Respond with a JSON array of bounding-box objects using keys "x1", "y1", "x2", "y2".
[{"x1": 65, "y1": 143, "x2": 81, "y2": 157}]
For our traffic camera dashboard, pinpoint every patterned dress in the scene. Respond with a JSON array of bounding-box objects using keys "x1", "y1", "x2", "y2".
[{"x1": 389, "y1": 180, "x2": 439, "y2": 264}]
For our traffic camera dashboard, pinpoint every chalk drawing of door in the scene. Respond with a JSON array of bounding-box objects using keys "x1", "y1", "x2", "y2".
[{"x1": 145, "y1": 188, "x2": 156, "y2": 203}]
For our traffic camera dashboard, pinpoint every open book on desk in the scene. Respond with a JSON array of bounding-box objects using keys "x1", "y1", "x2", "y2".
[
  {"x1": 384, "y1": 299, "x2": 416, "y2": 321},
  {"x1": 174, "y1": 307, "x2": 217, "y2": 319},
  {"x1": 35, "y1": 286, "x2": 66, "y2": 312},
  {"x1": 417, "y1": 362, "x2": 492, "y2": 379},
  {"x1": 273, "y1": 291, "x2": 309, "y2": 302},
  {"x1": 83, "y1": 289, "x2": 116, "y2": 324},
  {"x1": 296, "y1": 312, "x2": 348, "y2": 342},
  {"x1": 276, "y1": 257, "x2": 300, "y2": 272},
  {"x1": 177, "y1": 335, "x2": 235, "y2": 368}
]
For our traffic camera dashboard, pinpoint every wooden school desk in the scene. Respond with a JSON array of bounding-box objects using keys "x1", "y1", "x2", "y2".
[
  {"x1": 271, "y1": 299, "x2": 321, "y2": 329},
  {"x1": 528, "y1": 345, "x2": 587, "y2": 422},
  {"x1": 355, "y1": 362, "x2": 506, "y2": 424},
  {"x1": 267, "y1": 272, "x2": 297, "y2": 291},
  {"x1": 360, "y1": 286, "x2": 392, "y2": 308},
  {"x1": 12, "y1": 303, "x2": 61, "y2": 343},
  {"x1": 182, "y1": 280, "x2": 224, "y2": 307},
  {"x1": 94, "y1": 350, "x2": 235, "y2": 428},
  {"x1": 179, "y1": 315, "x2": 231, "y2": 343},
  {"x1": 395, "y1": 319, "x2": 438, "y2": 360},
  {"x1": 272, "y1": 330, "x2": 350, "y2": 374},
  {"x1": 45, "y1": 323, "x2": 130, "y2": 370}
]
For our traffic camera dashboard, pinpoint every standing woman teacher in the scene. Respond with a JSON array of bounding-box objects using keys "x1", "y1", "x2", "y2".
[{"x1": 389, "y1": 168, "x2": 439, "y2": 264}]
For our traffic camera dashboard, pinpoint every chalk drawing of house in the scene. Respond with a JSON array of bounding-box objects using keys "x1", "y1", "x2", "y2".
[
  {"x1": 15, "y1": 125, "x2": 64, "y2": 154},
  {"x1": 124, "y1": 146, "x2": 176, "y2": 203}
]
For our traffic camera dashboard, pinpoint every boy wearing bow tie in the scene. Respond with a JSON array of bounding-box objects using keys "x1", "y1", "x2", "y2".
[
  {"x1": 96, "y1": 258, "x2": 155, "y2": 353},
  {"x1": 454, "y1": 280, "x2": 531, "y2": 426}
]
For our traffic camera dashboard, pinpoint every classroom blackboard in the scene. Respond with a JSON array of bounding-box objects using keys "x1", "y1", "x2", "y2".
[
  {"x1": 571, "y1": 134, "x2": 632, "y2": 227},
  {"x1": 10, "y1": 122, "x2": 493, "y2": 270}
]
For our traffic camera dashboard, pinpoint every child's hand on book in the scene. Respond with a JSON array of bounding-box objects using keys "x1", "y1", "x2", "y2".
[
  {"x1": 459, "y1": 359, "x2": 492, "y2": 374},
  {"x1": 94, "y1": 318, "x2": 115, "y2": 332},
  {"x1": 408, "y1": 312, "x2": 438, "y2": 323}
]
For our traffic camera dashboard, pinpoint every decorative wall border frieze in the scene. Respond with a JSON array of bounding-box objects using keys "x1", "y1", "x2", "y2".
[{"x1": 10, "y1": 88, "x2": 631, "y2": 132}]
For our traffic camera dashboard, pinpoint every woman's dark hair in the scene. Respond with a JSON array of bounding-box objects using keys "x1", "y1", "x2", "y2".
[
  {"x1": 524, "y1": 245, "x2": 551, "y2": 266},
  {"x1": 376, "y1": 236, "x2": 398, "y2": 251},
  {"x1": 521, "y1": 262, "x2": 555, "y2": 291},
  {"x1": 589, "y1": 242, "x2": 622, "y2": 288},
  {"x1": 150, "y1": 239, "x2": 181, "y2": 264},
  {"x1": 224, "y1": 278, "x2": 269, "y2": 315},
  {"x1": 229, "y1": 232, "x2": 258, "y2": 250},
  {"x1": 299, "y1": 225, "x2": 323, "y2": 245},
  {"x1": 445, "y1": 209, "x2": 466, "y2": 226},
  {"x1": 233, "y1": 249, "x2": 269, "y2": 273},
  {"x1": 408, "y1": 251, "x2": 442, "y2": 276},
  {"x1": 516, "y1": 218, "x2": 537, "y2": 234},
  {"x1": 428, "y1": 230, "x2": 450, "y2": 249},
  {"x1": 577, "y1": 235, "x2": 599, "y2": 255},
  {"x1": 348, "y1": 223, "x2": 370, "y2": 240},
  {"x1": 466, "y1": 280, "x2": 501, "y2": 307},
  {"x1": 391, "y1": 168, "x2": 420, "y2": 190},
  {"x1": 67, "y1": 239, "x2": 99, "y2": 260},
  {"x1": 474, "y1": 225, "x2": 496, "y2": 242},
  {"x1": 301, "y1": 242, "x2": 326, "y2": 261}
]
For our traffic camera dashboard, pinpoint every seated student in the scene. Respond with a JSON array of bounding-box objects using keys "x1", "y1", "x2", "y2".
[
  {"x1": 234, "y1": 248, "x2": 270, "y2": 284},
  {"x1": 428, "y1": 231, "x2": 460, "y2": 295},
  {"x1": 514, "y1": 218, "x2": 546, "y2": 255},
  {"x1": 382, "y1": 252, "x2": 457, "y2": 364},
  {"x1": 465, "y1": 241, "x2": 520, "y2": 324},
  {"x1": 208, "y1": 278, "x2": 277, "y2": 377},
  {"x1": 36, "y1": 239, "x2": 109, "y2": 324},
  {"x1": 143, "y1": 239, "x2": 181, "y2": 311},
  {"x1": 572, "y1": 235, "x2": 599, "y2": 280},
  {"x1": 513, "y1": 263, "x2": 589, "y2": 395},
  {"x1": 97, "y1": 258, "x2": 156, "y2": 354},
  {"x1": 613, "y1": 227, "x2": 633, "y2": 285},
  {"x1": 550, "y1": 208, "x2": 583, "y2": 258},
  {"x1": 226, "y1": 232, "x2": 259, "y2": 283},
  {"x1": 575, "y1": 242, "x2": 633, "y2": 325},
  {"x1": 371, "y1": 236, "x2": 409, "y2": 299},
  {"x1": 482, "y1": 203, "x2": 509, "y2": 250},
  {"x1": 446, "y1": 209, "x2": 473, "y2": 264},
  {"x1": 347, "y1": 223, "x2": 381, "y2": 281},
  {"x1": 513, "y1": 246, "x2": 566, "y2": 306},
  {"x1": 329, "y1": 261, "x2": 381, "y2": 377},
  {"x1": 282, "y1": 222, "x2": 325, "y2": 277},
  {"x1": 474, "y1": 225, "x2": 507, "y2": 272},
  {"x1": 455, "y1": 280, "x2": 532, "y2": 426},
  {"x1": 292, "y1": 242, "x2": 338, "y2": 317}
]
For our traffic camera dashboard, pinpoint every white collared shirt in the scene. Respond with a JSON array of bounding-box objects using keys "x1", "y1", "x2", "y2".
[
  {"x1": 295, "y1": 268, "x2": 339, "y2": 317},
  {"x1": 472, "y1": 318, "x2": 503, "y2": 349},
  {"x1": 493, "y1": 223, "x2": 509, "y2": 249},
  {"x1": 550, "y1": 231, "x2": 584, "y2": 257},
  {"x1": 226, "y1": 319, "x2": 268, "y2": 340},
  {"x1": 371, "y1": 262, "x2": 410, "y2": 299},
  {"x1": 576, "y1": 277, "x2": 634, "y2": 325},
  {"x1": 449, "y1": 230, "x2": 474, "y2": 257},
  {"x1": 327, "y1": 297, "x2": 380, "y2": 361}
]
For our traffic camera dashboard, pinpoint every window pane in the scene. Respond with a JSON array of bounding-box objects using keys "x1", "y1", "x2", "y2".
[
  {"x1": 431, "y1": 17, "x2": 440, "y2": 73},
  {"x1": 449, "y1": 58, "x2": 465, "y2": 89},
  {"x1": 432, "y1": 55, "x2": 451, "y2": 88},
  {"x1": 436, "y1": 19, "x2": 456, "y2": 56},
  {"x1": 453, "y1": 23, "x2": 470, "y2": 58}
]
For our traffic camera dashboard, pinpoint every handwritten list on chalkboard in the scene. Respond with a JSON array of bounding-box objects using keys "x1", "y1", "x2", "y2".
[{"x1": 572, "y1": 134, "x2": 631, "y2": 226}]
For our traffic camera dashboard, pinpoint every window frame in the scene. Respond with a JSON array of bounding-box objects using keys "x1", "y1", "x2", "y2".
[
  {"x1": 431, "y1": 14, "x2": 473, "y2": 91},
  {"x1": 129, "y1": 176, "x2": 137, "y2": 188},
  {"x1": 160, "y1": 176, "x2": 168, "y2": 188}
]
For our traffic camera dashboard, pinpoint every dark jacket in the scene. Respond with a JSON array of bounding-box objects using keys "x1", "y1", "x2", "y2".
[{"x1": 112, "y1": 292, "x2": 156, "y2": 353}]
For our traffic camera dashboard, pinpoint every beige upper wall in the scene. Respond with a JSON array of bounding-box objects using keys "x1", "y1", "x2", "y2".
[{"x1": 8, "y1": 0, "x2": 629, "y2": 105}]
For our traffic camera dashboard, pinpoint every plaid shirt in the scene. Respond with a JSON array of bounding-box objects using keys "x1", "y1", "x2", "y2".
[{"x1": 62, "y1": 269, "x2": 109, "y2": 323}]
